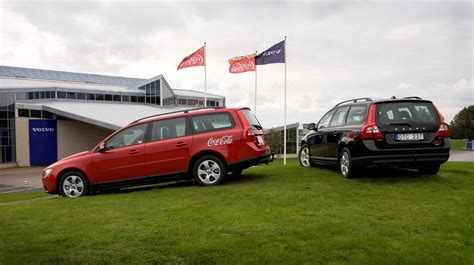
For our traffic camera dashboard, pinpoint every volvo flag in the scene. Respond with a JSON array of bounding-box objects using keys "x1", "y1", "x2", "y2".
[
  {"x1": 177, "y1": 46, "x2": 205, "y2": 70},
  {"x1": 256, "y1": 40, "x2": 285, "y2": 65}
]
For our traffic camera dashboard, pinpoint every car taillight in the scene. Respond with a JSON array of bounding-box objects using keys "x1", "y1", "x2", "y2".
[
  {"x1": 360, "y1": 104, "x2": 383, "y2": 139},
  {"x1": 247, "y1": 127, "x2": 263, "y2": 136},
  {"x1": 360, "y1": 124, "x2": 383, "y2": 139},
  {"x1": 432, "y1": 104, "x2": 450, "y2": 138},
  {"x1": 435, "y1": 122, "x2": 450, "y2": 137},
  {"x1": 245, "y1": 127, "x2": 264, "y2": 145}
]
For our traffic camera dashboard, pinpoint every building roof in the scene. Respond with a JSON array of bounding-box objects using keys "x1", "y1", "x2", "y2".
[
  {"x1": 0, "y1": 65, "x2": 144, "y2": 87},
  {"x1": 16, "y1": 101, "x2": 192, "y2": 130},
  {"x1": 0, "y1": 78, "x2": 141, "y2": 93},
  {"x1": 173, "y1": 89, "x2": 224, "y2": 99}
]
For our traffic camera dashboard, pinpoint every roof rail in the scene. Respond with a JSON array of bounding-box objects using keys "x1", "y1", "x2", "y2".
[
  {"x1": 129, "y1": 107, "x2": 224, "y2": 125},
  {"x1": 401, "y1": 96, "x2": 422, "y2": 100},
  {"x1": 334, "y1": 98, "x2": 372, "y2": 108}
]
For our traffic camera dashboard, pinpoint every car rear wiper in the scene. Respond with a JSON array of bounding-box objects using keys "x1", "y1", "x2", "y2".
[{"x1": 389, "y1": 122, "x2": 412, "y2": 127}]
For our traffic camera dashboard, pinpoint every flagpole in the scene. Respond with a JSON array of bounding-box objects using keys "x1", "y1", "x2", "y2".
[
  {"x1": 255, "y1": 50, "x2": 258, "y2": 116},
  {"x1": 204, "y1": 41, "x2": 207, "y2": 107},
  {"x1": 284, "y1": 36, "x2": 287, "y2": 166}
]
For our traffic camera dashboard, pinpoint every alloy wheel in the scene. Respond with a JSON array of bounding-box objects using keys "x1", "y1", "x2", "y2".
[
  {"x1": 300, "y1": 147, "x2": 311, "y2": 167},
  {"x1": 62, "y1": 175, "x2": 84, "y2": 197},
  {"x1": 197, "y1": 160, "x2": 221, "y2": 184},
  {"x1": 340, "y1": 152, "x2": 350, "y2": 177}
]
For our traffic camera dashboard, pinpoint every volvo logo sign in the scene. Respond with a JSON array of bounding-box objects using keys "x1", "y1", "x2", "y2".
[{"x1": 32, "y1": 127, "x2": 55, "y2": 132}]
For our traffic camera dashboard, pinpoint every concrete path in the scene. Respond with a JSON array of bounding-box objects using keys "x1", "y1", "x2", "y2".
[
  {"x1": 0, "y1": 167, "x2": 44, "y2": 194},
  {"x1": 449, "y1": 150, "x2": 474, "y2": 162}
]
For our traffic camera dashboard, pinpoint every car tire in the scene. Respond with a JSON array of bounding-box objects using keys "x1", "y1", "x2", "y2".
[
  {"x1": 58, "y1": 171, "x2": 89, "y2": 198},
  {"x1": 299, "y1": 145, "x2": 315, "y2": 167},
  {"x1": 193, "y1": 155, "x2": 227, "y2": 186},
  {"x1": 339, "y1": 148, "x2": 355, "y2": 178},
  {"x1": 418, "y1": 164, "x2": 440, "y2": 175}
]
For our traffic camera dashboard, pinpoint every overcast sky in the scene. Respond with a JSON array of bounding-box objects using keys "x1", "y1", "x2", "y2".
[{"x1": 1, "y1": 0, "x2": 472, "y2": 127}]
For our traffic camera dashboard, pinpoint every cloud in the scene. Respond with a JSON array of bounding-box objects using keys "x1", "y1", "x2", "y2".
[{"x1": 0, "y1": 0, "x2": 472, "y2": 127}]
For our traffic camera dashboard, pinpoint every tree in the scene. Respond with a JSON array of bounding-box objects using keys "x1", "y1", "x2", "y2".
[
  {"x1": 450, "y1": 105, "x2": 474, "y2": 139},
  {"x1": 265, "y1": 129, "x2": 283, "y2": 154}
]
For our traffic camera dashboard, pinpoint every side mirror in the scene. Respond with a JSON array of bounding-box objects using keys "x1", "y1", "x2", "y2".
[
  {"x1": 97, "y1": 142, "x2": 106, "y2": 153},
  {"x1": 307, "y1": 123, "x2": 317, "y2": 131}
]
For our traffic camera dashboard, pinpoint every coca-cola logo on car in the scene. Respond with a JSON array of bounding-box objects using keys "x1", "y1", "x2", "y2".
[{"x1": 208, "y1": 135, "x2": 233, "y2": 146}]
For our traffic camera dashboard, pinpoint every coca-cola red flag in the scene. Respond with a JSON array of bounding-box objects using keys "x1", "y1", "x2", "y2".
[
  {"x1": 228, "y1": 53, "x2": 256, "y2": 74},
  {"x1": 177, "y1": 46, "x2": 205, "y2": 70}
]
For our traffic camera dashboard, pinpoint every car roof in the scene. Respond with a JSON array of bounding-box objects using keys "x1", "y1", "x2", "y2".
[
  {"x1": 128, "y1": 107, "x2": 244, "y2": 127},
  {"x1": 333, "y1": 97, "x2": 433, "y2": 109}
]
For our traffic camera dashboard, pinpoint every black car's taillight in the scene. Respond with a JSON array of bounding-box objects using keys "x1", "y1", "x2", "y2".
[
  {"x1": 360, "y1": 104, "x2": 383, "y2": 139},
  {"x1": 432, "y1": 104, "x2": 450, "y2": 138}
]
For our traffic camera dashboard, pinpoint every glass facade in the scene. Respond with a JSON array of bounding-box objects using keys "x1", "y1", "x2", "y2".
[
  {"x1": 140, "y1": 80, "x2": 161, "y2": 104},
  {"x1": 14, "y1": 90, "x2": 144, "y2": 104},
  {"x1": 265, "y1": 127, "x2": 298, "y2": 154},
  {"x1": 0, "y1": 92, "x2": 16, "y2": 163}
]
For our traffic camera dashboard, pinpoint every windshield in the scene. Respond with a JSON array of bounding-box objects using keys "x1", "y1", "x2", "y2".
[
  {"x1": 241, "y1": 109, "x2": 262, "y2": 128},
  {"x1": 376, "y1": 102, "x2": 439, "y2": 125}
]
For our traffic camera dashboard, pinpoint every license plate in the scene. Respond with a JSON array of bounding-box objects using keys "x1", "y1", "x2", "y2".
[
  {"x1": 256, "y1": 135, "x2": 263, "y2": 145},
  {"x1": 395, "y1": 133, "x2": 424, "y2": 141}
]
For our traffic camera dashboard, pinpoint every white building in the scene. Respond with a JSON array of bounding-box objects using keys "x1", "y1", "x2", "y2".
[{"x1": 0, "y1": 65, "x2": 225, "y2": 166}]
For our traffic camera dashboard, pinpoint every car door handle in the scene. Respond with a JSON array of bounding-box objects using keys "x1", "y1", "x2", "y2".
[
  {"x1": 176, "y1": 142, "x2": 187, "y2": 147},
  {"x1": 128, "y1": 150, "x2": 140, "y2": 155}
]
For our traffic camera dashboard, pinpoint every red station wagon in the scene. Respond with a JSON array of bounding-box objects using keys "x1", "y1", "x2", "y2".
[{"x1": 42, "y1": 107, "x2": 273, "y2": 197}]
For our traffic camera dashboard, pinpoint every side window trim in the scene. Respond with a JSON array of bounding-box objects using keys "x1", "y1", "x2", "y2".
[{"x1": 189, "y1": 112, "x2": 236, "y2": 135}]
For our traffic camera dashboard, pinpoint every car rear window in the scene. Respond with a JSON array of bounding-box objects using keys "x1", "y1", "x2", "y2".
[
  {"x1": 190, "y1": 113, "x2": 234, "y2": 133},
  {"x1": 376, "y1": 102, "x2": 439, "y2": 125},
  {"x1": 240, "y1": 109, "x2": 262, "y2": 128}
]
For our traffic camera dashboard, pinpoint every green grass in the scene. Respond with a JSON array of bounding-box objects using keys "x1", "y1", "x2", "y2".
[
  {"x1": 0, "y1": 190, "x2": 51, "y2": 203},
  {"x1": 451, "y1": 139, "x2": 470, "y2": 150},
  {"x1": 1, "y1": 159, "x2": 473, "y2": 264}
]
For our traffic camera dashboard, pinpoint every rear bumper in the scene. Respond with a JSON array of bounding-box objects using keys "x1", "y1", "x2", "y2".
[
  {"x1": 228, "y1": 153, "x2": 274, "y2": 171},
  {"x1": 352, "y1": 152, "x2": 450, "y2": 166}
]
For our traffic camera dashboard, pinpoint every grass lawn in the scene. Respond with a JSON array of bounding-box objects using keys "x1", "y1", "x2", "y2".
[
  {"x1": 451, "y1": 139, "x2": 471, "y2": 150},
  {"x1": 1, "y1": 159, "x2": 473, "y2": 264},
  {"x1": 0, "y1": 190, "x2": 51, "y2": 203}
]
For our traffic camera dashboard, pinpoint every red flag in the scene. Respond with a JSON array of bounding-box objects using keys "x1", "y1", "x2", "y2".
[
  {"x1": 228, "y1": 53, "x2": 256, "y2": 74},
  {"x1": 177, "y1": 46, "x2": 205, "y2": 70}
]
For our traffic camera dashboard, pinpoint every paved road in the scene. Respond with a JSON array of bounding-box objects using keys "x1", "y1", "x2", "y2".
[
  {"x1": 0, "y1": 167, "x2": 43, "y2": 194},
  {"x1": 0, "y1": 151, "x2": 471, "y2": 194},
  {"x1": 449, "y1": 150, "x2": 474, "y2": 162}
]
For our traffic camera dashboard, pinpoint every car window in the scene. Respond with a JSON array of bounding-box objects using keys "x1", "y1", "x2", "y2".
[
  {"x1": 330, "y1": 106, "x2": 350, "y2": 127},
  {"x1": 346, "y1": 105, "x2": 368, "y2": 125},
  {"x1": 191, "y1": 113, "x2": 234, "y2": 133},
  {"x1": 150, "y1": 117, "x2": 187, "y2": 142},
  {"x1": 318, "y1": 109, "x2": 335, "y2": 130},
  {"x1": 240, "y1": 109, "x2": 262, "y2": 128},
  {"x1": 376, "y1": 102, "x2": 438, "y2": 125},
  {"x1": 106, "y1": 123, "x2": 147, "y2": 149}
]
